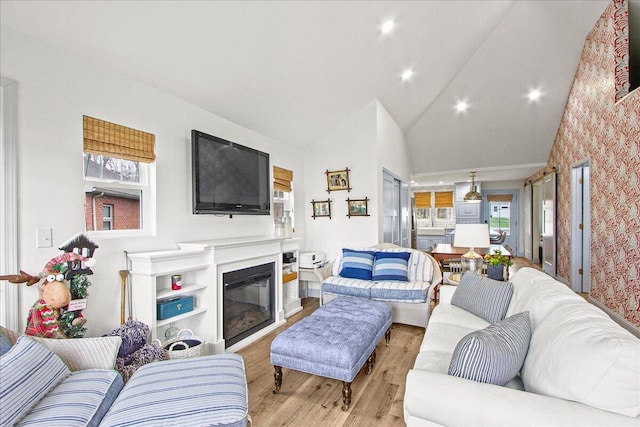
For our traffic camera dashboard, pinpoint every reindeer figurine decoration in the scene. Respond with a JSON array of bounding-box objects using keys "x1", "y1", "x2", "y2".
[{"x1": 0, "y1": 252, "x2": 94, "y2": 338}]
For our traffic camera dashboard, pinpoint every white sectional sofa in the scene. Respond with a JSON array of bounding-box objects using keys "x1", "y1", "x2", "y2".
[
  {"x1": 321, "y1": 244, "x2": 441, "y2": 327},
  {"x1": 404, "y1": 267, "x2": 640, "y2": 426}
]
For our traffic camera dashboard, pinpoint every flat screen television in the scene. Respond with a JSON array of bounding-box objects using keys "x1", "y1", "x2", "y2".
[{"x1": 192, "y1": 130, "x2": 270, "y2": 215}]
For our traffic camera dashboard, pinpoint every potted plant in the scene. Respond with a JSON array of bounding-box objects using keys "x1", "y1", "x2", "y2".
[{"x1": 483, "y1": 250, "x2": 513, "y2": 281}]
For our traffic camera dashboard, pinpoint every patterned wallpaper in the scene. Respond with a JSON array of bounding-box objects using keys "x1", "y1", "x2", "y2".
[{"x1": 529, "y1": 0, "x2": 640, "y2": 328}]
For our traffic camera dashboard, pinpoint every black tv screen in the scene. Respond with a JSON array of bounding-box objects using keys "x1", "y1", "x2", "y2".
[{"x1": 192, "y1": 130, "x2": 270, "y2": 215}]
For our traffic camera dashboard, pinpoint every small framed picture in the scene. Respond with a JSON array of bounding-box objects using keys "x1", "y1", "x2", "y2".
[
  {"x1": 325, "y1": 168, "x2": 351, "y2": 193},
  {"x1": 346, "y1": 197, "x2": 369, "y2": 218},
  {"x1": 311, "y1": 199, "x2": 332, "y2": 219}
]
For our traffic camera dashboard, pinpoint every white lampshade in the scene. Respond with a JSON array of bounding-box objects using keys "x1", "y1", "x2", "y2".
[{"x1": 453, "y1": 224, "x2": 490, "y2": 249}]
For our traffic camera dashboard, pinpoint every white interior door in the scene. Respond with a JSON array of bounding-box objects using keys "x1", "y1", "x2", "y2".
[
  {"x1": 523, "y1": 184, "x2": 532, "y2": 260},
  {"x1": 400, "y1": 181, "x2": 410, "y2": 247},
  {"x1": 571, "y1": 163, "x2": 591, "y2": 293},
  {"x1": 382, "y1": 170, "x2": 409, "y2": 247},
  {"x1": 1, "y1": 76, "x2": 19, "y2": 331},
  {"x1": 541, "y1": 173, "x2": 557, "y2": 277},
  {"x1": 382, "y1": 172, "x2": 395, "y2": 244}
]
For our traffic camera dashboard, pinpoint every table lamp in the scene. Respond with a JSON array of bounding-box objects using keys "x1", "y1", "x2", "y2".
[{"x1": 453, "y1": 224, "x2": 490, "y2": 275}]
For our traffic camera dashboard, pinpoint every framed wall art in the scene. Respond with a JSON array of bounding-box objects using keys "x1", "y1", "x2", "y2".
[
  {"x1": 346, "y1": 197, "x2": 369, "y2": 218},
  {"x1": 325, "y1": 168, "x2": 351, "y2": 193},
  {"x1": 311, "y1": 199, "x2": 332, "y2": 219}
]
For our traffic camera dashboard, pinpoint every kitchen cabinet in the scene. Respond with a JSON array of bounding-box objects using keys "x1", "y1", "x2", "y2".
[{"x1": 417, "y1": 235, "x2": 446, "y2": 252}]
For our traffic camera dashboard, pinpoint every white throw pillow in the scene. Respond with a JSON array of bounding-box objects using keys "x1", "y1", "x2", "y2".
[{"x1": 30, "y1": 335, "x2": 122, "y2": 371}]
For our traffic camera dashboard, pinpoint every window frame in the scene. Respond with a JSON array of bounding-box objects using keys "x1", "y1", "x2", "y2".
[
  {"x1": 83, "y1": 154, "x2": 156, "y2": 239},
  {"x1": 102, "y1": 204, "x2": 114, "y2": 230}
]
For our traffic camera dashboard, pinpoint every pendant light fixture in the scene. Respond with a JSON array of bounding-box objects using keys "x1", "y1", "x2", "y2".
[{"x1": 463, "y1": 172, "x2": 482, "y2": 203}]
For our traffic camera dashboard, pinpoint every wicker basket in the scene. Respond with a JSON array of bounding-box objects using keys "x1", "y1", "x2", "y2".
[{"x1": 161, "y1": 329, "x2": 205, "y2": 359}]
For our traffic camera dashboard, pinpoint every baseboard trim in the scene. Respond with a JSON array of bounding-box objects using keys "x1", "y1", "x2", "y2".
[{"x1": 589, "y1": 297, "x2": 640, "y2": 338}]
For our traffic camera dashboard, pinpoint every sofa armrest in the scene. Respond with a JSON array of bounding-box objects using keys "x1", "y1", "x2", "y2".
[{"x1": 404, "y1": 369, "x2": 639, "y2": 426}]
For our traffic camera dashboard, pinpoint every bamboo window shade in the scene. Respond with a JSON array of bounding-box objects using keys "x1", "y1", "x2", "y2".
[
  {"x1": 487, "y1": 194, "x2": 513, "y2": 202},
  {"x1": 83, "y1": 115, "x2": 156, "y2": 163},
  {"x1": 434, "y1": 191, "x2": 454, "y2": 208},
  {"x1": 414, "y1": 192, "x2": 432, "y2": 208},
  {"x1": 273, "y1": 166, "x2": 293, "y2": 192}
]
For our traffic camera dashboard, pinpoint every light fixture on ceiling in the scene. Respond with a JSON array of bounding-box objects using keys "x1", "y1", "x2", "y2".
[
  {"x1": 463, "y1": 172, "x2": 482, "y2": 202},
  {"x1": 527, "y1": 88, "x2": 542, "y2": 102},
  {"x1": 455, "y1": 100, "x2": 469, "y2": 113},
  {"x1": 381, "y1": 19, "x2": 395, "y2": 35},
  {"x1": 401, "y1": 68, "x2": 414, "y2": 81}
]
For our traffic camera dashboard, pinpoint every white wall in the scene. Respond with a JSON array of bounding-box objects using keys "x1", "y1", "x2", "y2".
[
  {"x1": 376, "y1": 102, "x2": 412, "y2": 182},
  {"x1": 1, "y1": 28, "x2": 306, "y2": 336},
  {"x1": 376, "y1": 101, "x2": 412, "y2": 242},
  {"x1": 303, "y1": 101, "x2": 379, "y2": 260},
  {"x1": 303, "y1": 100, "x2": 412, "y2": 260}
]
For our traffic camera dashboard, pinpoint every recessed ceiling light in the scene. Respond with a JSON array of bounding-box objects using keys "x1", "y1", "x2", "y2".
[
  {"x1": 527, "y1": 88, "x2": 542, "y2": 102},
  {"x1": 381, "y1": 19, "x2": 395, "y2": 35},
  {"x1": 439, "y1": 181, "x2": 444, "y2": 185},
  {"x1": 401, "y1": 69, "x2": 414, "y2": 81},
  {"x1": 455, "y1": 100, "x2": 469, "y2": 113}
]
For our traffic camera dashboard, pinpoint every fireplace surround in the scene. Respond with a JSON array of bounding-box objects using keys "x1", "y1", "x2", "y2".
[{"x1": 128, "y1": 236, "x2": 297, "y2": 355}]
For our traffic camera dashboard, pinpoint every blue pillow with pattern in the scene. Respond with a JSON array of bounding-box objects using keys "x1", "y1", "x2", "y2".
[
  {"x1": 449, "y1": 311, "x2": 531, "y2": 386},
  {"x1": 372, "y1": 251, "x2": 411, "y2": 281},
  {"x1": 339, "y1": 249, "x2": 376, "y2": 280},
  {"x1": 451, "y1": 273, "x2": 513, "y2": 323}
]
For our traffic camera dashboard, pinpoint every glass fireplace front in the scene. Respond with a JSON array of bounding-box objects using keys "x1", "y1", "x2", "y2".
[{"x1": 223, "y1": 262, "x2": 275, "y2": 348}]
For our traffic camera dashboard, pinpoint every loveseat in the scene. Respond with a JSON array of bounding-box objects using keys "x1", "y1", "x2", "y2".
[
  {"x1": 404, "y1": 267, "x2": 640, "y2": 426},
  {"x1": 321, "y1": 244, "x2": 441, "y2": 327},
  {"x1": 0, "y1": 327, "x2": 249, "y2": 427}
]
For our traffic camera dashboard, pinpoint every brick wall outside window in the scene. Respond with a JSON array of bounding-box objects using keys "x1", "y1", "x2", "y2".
[{"x1": 84, "y1": 194, "x2": 140, "y2": 230}]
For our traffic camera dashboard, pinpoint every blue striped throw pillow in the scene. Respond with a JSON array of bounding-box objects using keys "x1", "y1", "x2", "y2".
[
  {"x1": 448, "y1": 311, "x2": 531, "y2": 386},
  {"x1": 339, "y1": 249, "x2": 376, "y2": 280},
  {"x1": 372, "y1": 251, "x2": 411, "y2": 281},
  {"x1": 451, "y1": 273, "x2": 513, "y2": 323},
  {"x1": 0, "y1": 336, "x2": 70, "y2": 426}
]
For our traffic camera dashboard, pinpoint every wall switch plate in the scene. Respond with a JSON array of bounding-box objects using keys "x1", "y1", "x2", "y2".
[{"x1": 36, "y1": 227, "x2": 53, "y2": 248}]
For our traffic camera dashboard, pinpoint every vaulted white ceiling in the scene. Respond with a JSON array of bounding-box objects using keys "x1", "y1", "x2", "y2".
[{"x1": 0, "y1": 1, "x2": 609, "y2": 185}]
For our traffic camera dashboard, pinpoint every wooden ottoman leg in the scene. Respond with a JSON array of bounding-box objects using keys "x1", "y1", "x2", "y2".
[
  {"x1": 272, "y1": 365, "x2": 282, "y2": 394},
  {"x1": 385, "y1": 328, "x2": 391, "y2": 346},
  {"x1": 366, "y1": 349, "x2": 377, "y2": 374},
  {"x1": 342, "y1": 381, "x2": 352, "y2": 411}
]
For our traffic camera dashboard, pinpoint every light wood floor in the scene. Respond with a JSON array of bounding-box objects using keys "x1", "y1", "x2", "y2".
[{"x1": 238, "y1": 257, "x2": 538, "y2": 426}]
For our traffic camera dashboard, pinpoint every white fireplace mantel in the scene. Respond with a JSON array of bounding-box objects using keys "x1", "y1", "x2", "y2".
[{"x1": 128, "y1": 235, "x2": 298, "y2": 354}]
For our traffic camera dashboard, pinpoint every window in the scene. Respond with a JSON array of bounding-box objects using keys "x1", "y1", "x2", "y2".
[
  {"x1": 83, "y1": 116, "x2": 156, "y2": 237},
  {"x1": 273, "y1": 166, "x2": 294, "y2": 235},
  {"x1": 487, "y1": 194, "x2": 514, "y2": 236},
  {"x1": 102, "y1": 204, "x2": 113, "y2": 230}
]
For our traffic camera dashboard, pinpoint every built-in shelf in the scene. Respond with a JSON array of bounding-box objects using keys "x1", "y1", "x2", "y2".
[
  {"x1": 156, "y1": 283, "x2": 207, "y2": 300},
  {"x1": 157, "y1": 306, "x2": 207, "y2": 327},
  {"x1": 282, "y1": 239, "x2": 301, "y2": 318}
]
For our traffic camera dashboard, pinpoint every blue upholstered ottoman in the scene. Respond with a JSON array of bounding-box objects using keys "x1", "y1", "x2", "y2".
[{"x1": 270, "y1": 297, "x2": 392, "y2": 410}]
